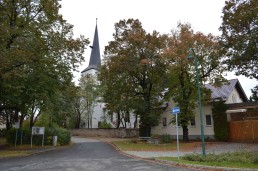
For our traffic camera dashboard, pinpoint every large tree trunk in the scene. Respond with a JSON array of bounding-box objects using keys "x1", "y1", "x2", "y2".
[
  {"x1": 5, "y1": 111, "x2": 11, "y2": 130},
  {"x1": 139, "y1": 122, "x2": 151, "y2": 137},
  {"x1": 182, "y1": 125, "x2": 189, "y2": 142},
  {"x1": 19, "y1": 112, "x2": 25, "y2": 128},
  {"x1": 29, "y1": 115, "x2": 34, "y2": 129},
  {"x1": 116, "y1": 111, "x2": 120, "y2": 128},
  {"x1": 134, "y1": 114, "x2": 138, "y2": 128}
]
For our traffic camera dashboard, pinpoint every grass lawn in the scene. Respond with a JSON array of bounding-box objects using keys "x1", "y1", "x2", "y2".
[
  {"x1": 113, "y1": 139, "x2": 258, "y2": 169},
  {"x1": 0, "y1": 150, "x2": 32, "y2": 158},
  {"x1": 113, "y1": 139, "x2": 209, "y2": 151},
  {"x1": 157, "y1": 155, "x2": 258, "y2": 169}
]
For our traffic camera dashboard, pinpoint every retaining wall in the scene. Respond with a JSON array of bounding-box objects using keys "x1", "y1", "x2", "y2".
[{"x1": 72, "y1": 128, "x2": 139, "y2": 138}]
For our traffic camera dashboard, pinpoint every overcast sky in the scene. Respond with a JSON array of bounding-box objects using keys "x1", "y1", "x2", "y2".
[{"x1": 60, "y1": 0, "x2": 257, "y2": 98}]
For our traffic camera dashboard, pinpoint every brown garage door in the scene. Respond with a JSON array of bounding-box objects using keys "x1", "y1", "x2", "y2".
[{"x1": 229, "y1": 120, "x2": 258, "y2": 142}]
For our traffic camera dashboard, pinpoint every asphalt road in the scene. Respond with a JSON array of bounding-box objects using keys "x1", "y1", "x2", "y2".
[{"x1": 0, "y1": 137, "x2": 197, "y2": 171}]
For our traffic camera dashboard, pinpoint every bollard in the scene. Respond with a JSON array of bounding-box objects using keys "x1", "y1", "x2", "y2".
[{"x1": 53, "y1": 136, "x2": 58, "y2": 146}]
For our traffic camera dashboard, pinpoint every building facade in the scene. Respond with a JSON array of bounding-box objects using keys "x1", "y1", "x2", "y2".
[{"x1": 151, "y1": 79, "x2": 248, "y2": 139}]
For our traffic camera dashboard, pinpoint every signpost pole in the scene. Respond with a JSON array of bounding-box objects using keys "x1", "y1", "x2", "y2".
[
  {"x1": 15, "y1": 129, "x2": 17, "y2": 147},
  {"x1": 171, "y1": 107, "x2": 180, "y2": 160},
  {"x1": 176, "y1": 113, "x2": 180, "y2": 159}
]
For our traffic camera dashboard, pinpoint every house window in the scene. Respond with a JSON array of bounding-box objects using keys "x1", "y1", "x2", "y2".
[
  {"x1": 190, "y1": 118, "x2": 196, "y2": 126},
  {"x1": 205, "y1": 115, "x2": 212, "y2": 126},
  {"x1": 162, "y1": 117, "x2": 167, "y2": 126}
]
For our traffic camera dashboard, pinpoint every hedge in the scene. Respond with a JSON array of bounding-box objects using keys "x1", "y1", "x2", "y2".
[
  {"x1": 6, "y1": 127, "x2": 71, "y2": 146},
  {"x1": 212, "y1": 100, "x2": 228, "y2": 141}
]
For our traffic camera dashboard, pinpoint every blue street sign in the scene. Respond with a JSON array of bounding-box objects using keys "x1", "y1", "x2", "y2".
[{"x1": 171, "y1": 107, "x2": 180, "y2": 114}]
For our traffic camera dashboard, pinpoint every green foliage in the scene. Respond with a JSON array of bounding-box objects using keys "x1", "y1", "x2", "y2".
[
  {"x1": 165, "y1": 23, "x2": 224, "y2": 141},
  {"x1": 160, "y1": 133, "x2": 172, "y2": 144},
  {"x1": 6, "y1": 127, "x2": 71, "y2": 146},
  {"x1": 183, "y1": 151, "x2": 258, "y2": 164},
  {"x1": 254, "y1": 156, "x2": 258, "y2": 164},
  {"x1": 6, "y1": 128, "x2": 34, "y2": 145},
  {"x1": 0, "y1": 0, "x2": 89, "y2": 130},
  {"x1": 77, "y1": 75, "x2": 101, "y2": 129},
  {"x1": 0, "y1": 128, "x2": 6, "y2": 137},
  {"x1": 250, "y1": 85, "x2": 258, "y2": 102},
  {"x1": 98, "y1": 121, "x2": 112, "y2": 128},
  {"x1": 99, "y1": 18, "x2": 168, "y2": 135},
  {"x1": 212, "y1": 100, "x2": 228, "y2": 141},
  {"x1": 46, "y1": 127, "x2": 71, "y2": 145},
  {"x1": 220, "y1": 0, "x2": 258, "y2": 79}
]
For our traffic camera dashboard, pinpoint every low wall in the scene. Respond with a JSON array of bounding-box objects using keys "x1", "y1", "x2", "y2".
[{"x1": 72, "y1": 128, "x2": 139, "y2": 138}]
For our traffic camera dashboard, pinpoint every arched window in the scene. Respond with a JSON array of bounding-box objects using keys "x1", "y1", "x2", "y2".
[{"x1": 232, "y1": 94, "x2": 237, "y2": 103}]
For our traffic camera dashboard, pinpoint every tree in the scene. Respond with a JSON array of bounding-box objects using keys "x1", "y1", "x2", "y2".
[
  {"x1": 220, "y1": 0, "x2": 258, "y2": 79},
  {"x1": 0, "y1": 0, "x2": 89, "y2": 129},
  {"x1": 37, "y1": 80, "x2": 77, "y2": 128},
  {"x1": 99, "y1": 19, "x2": 168, "y2": 136},
  {"x1": 164, "y1": 23, "x2": 225, "y2": 141},
  {"x1": 79, "y1": 75, "x2": 100, "y2": 128},
  {"x1": 250, "y1": 85, "x2": 258, "y2": 102}
]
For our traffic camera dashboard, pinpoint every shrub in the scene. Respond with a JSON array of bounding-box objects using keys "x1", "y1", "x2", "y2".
[
  {"x1": 0, "y1": 128, "x2": 6, "y2": 137},
  {"x1": 160, "y1": 133, "x2": 172, "y2": 144},
  {"x1": 98, "y1": 121, "x2": 112, "y2": 128},
  {"x1": 212, "y1": 100, "x2": 228, "y2": 141},
  {"x1": 253, "y1": 156, "x2": 258, "y2": 164},
  {"x1": 6, "y1": 126, "x2": 71, "y2": 146},
  {"x1": 183, "y1": 151, "x2": 257, "y2": 163},
  {"x1": 151, "y1": 134, "x2": 160, "y2": 139},
  {"x1": 45, "y1": 127, "x2": 71, "y2": 145}
]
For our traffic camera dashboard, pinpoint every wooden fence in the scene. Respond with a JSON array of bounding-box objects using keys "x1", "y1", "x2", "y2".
[{"x1": 229, "y1": 120, "x2": 258, "y2": 142}]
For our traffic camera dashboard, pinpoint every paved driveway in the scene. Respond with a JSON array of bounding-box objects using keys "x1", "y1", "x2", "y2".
[{"x1": 0, "y1": 137, "x2": 196, "y2": 171}]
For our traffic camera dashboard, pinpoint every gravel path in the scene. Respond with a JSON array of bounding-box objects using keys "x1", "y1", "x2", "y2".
[{"x1": 123, "y1": 142, "x2": 258, "y2": 158}]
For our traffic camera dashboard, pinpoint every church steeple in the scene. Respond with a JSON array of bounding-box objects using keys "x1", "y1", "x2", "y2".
[{"x1": 81, "y1": 19, "x2": 101, "y2": 73}]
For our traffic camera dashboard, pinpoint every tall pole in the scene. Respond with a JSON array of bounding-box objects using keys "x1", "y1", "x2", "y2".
[{"x1": 194, "y1": 55, "x2": 206, "y2": 156}]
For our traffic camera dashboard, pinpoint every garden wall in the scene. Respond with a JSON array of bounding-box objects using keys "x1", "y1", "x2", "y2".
[{"x1": 72, "y1": 128, "x2": 139, "y2": 138}]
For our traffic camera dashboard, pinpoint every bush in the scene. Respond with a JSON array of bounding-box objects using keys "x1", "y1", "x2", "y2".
[
  {"x1": 212, "y1": 101, "x2": 228, "y2": 141},
  {"x1": 151, "y1": 134, "x2": 160, "y2": 139},
  {"x1": 253, "y1": 156, "x2": 258, "y2": 164},
  {"x1": 183, "y1": 151, "x2": 257, "y2": 163},
  {"x1": 6, "y1": 126, "x2": 71, "y2": 146},
  {"x1": 98, "y1": 121, "x2": 112, "y2": 128},
  {"x1": 45, "y1": 127, "x2": 71, "y2": 145},
  {"x1": 0, "y1": 128, "x2": 6, "y2": 137},
  {"x1": 160, "y1": 133, "x2": 172, "y2": 144}
]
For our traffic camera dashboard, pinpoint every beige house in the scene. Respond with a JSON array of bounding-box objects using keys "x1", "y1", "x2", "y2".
[{"x1": 151, "y1": 79, "x2": 248, "y2": 140}]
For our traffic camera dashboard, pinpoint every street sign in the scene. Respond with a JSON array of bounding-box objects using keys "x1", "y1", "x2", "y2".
[
  {"x1": 170, "y1": 107, "x2": 180, "y2": 159},
  {"x1": 31, "y1": 127, "x2": 45, "y2": 148},
  {"x1": 171, "y1": 107, "x2": 180, "y2": 114}
]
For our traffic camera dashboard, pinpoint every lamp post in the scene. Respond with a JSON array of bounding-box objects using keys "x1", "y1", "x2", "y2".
[{"x1": 188, "y1": 48, "x2": 206, "y2": 156}]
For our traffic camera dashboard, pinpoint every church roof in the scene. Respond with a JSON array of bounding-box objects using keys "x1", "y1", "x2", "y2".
[
  {"x1": 81, "y1": 21, "x2": 101, "y2": 73},
  {"x1": 205, "y1": 79, "x2": 248, "y2": 102}
]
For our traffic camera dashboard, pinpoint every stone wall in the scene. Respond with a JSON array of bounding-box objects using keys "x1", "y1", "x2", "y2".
[{"x1": 72, "y1": 128, "x2": 139, "y2": 138}]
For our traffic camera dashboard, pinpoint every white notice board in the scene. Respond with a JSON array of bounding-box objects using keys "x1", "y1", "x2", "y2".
[{"x1": 32, "y1": 127, "x2": 45, "y2": 135}]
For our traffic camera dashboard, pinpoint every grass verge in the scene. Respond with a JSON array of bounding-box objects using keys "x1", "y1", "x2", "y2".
[
  {"x1": 0, "y1": 150, "x2": 32, "y2": 158},
  {"x1": 157, "y1": 151, "x2": 258, "y2": 169},
  {"x1": 113, "y1": 139, "x2": 201, "y2": 151}
]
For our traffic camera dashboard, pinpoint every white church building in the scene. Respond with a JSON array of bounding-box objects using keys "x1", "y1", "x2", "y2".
[{"x1": 80, "y1": 22, "x2": 137, "y2": 128}]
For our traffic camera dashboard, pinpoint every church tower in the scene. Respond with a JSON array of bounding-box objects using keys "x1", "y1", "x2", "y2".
[
  {"x1": 80, "y1": 20, "x2": 104, "y2": 128},
  {"x1": 81, "y1": 19, "x2": 101, "y2": 77}
]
